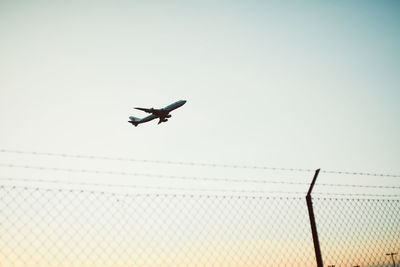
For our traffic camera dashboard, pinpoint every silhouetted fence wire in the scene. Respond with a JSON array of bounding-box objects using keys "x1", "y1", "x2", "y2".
[
  {"x1": 1, "y1": 164, "x2": 400, "y2": 190},
  {"x1": 2, "y1": 148, "x2": 399, "y2": 177},
  {"x1": 0, "y1": 184, "x2": 399, "y2": 267},
  {"x1": 0, "y1": 163, "x2": 312, "y2": 185}
]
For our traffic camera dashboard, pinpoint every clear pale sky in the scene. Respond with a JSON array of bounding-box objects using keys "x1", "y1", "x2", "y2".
[{"x1": 1, "y1": 0, "x2": 399, "y2": 176}]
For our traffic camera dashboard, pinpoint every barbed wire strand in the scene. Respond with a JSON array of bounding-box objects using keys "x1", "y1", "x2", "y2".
[
  {"x1": 1, "y1": 163, "x2": 399, "y2": 190},
  {"x1": 1, "y1": 148, "x2": 399, "y2": 178},
  {"x1": 1, "y1": 184, "x2": 398, "y2": 199},
  {"x1": 0, "y1": 184, "x2": 306, "y2": 199},
  {"x1": 312, "y1": 192, "x2": 400, "y2": 198},
  {"x1": 321, "y1": 169, "x2": 400, "y2": 178},
  {"x1": 0, "y1": 163, "x2": 307, "y2": 185},
  {"x1": 0, "y1": 177, "x2": 307, "y2": 195},
  {"x1": 0, "y1": 148, "x2": 313, "y2": 172},
  {"x1": 316, "y1": 183, "x2": 400, "y2": 190}
]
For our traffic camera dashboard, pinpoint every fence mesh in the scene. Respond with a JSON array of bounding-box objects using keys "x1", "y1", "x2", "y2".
[
  {"x1": 314, "y1": 197, "x2": 400, "y2": 267},
  {"x1": 0, "y1": 185, "x2": 399, "y2": 266},
  {"x1": 0, "y1": 185, "x2": 316, "y2": 267}
]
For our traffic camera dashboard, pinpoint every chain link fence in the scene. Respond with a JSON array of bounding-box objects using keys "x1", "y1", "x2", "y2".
[
  {"x1": 314, "y1": 197, "x2": 400, "y2": 267},
  {"x1": 0, "y1": 184, "x2": 399, "y2": 266}
]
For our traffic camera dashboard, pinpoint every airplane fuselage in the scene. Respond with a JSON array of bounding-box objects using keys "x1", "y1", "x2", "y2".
[{"x1": 128, "y1": 100, "x2": 186, "y2": 126}]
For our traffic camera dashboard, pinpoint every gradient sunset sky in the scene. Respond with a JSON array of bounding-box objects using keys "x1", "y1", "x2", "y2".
[{"x1": 1, "y1": 0, "x2": 399, "y2": 174}]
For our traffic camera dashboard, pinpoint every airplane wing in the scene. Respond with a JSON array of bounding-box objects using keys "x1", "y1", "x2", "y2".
[
  {"x1": 135, "y1": 107, "x2": 170, "y2": 118},
  {"x1": 134, "y1": 107, "x2": 156, "y2": 113}
]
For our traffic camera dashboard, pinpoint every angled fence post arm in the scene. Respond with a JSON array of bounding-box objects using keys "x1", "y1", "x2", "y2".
[{"x1": 306, "y1": 169, "x2": 323, "y2": 267}]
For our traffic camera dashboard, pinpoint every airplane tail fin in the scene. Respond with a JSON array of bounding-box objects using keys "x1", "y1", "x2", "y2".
[{"x1": 128, "y1": 116, "x2": 141, "y2": 127}]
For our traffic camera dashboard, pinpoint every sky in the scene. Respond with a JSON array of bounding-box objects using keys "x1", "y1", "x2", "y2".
[
  {"x1": 0, "y1": 1, "x2": 399, "y2": 266},
  {"x1": 1, "y1": 0, "x2": 399, "y2": 176}
]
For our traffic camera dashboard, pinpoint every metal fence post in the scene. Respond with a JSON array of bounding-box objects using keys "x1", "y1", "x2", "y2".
[{"x1": 306, "y1": 169, "x2": 323, "y2": 267}]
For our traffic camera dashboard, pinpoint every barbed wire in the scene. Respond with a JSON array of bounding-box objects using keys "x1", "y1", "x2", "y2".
[
  {"x1": 1, "y1": 184, "x2": 398, "y2": 202},
  {"x1": 321, "y1": 169, "x2": 400, "y2": 178},
  {"x1": 1, "y1": 148, "x2": 399, "y2": 178},
  {"x1": 1, "y1": 163, "x2": 399, "y2": 189},
  {"x1": 0, "y1": 177, "x2": 307, "y2": 195},
  {"x1": 0, "y1": 148, "x2": 313, "y2": 172},
  {"x1": 0, "y1": 184, "x2": 305, "y2": 199},
  {"x1": 2, "y1": 184, "x2": 399, "y2": 199},
  {"x1": 312, "y1": 192, "x2": 400, "y2": 198},
  {"x1": 316, "y1": 183, "x2": 400, "y2": 190},
  {"x1": 0, "y1": 149, "x2": 315, "y2": 172},
  {"x1": 0, "y1": 163, "x2": 306, "y2": 185}
]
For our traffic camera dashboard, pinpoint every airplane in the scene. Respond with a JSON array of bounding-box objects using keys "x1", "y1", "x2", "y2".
[{"x1": 128, "y1": 100, "x2": 187, "y2": 126}]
